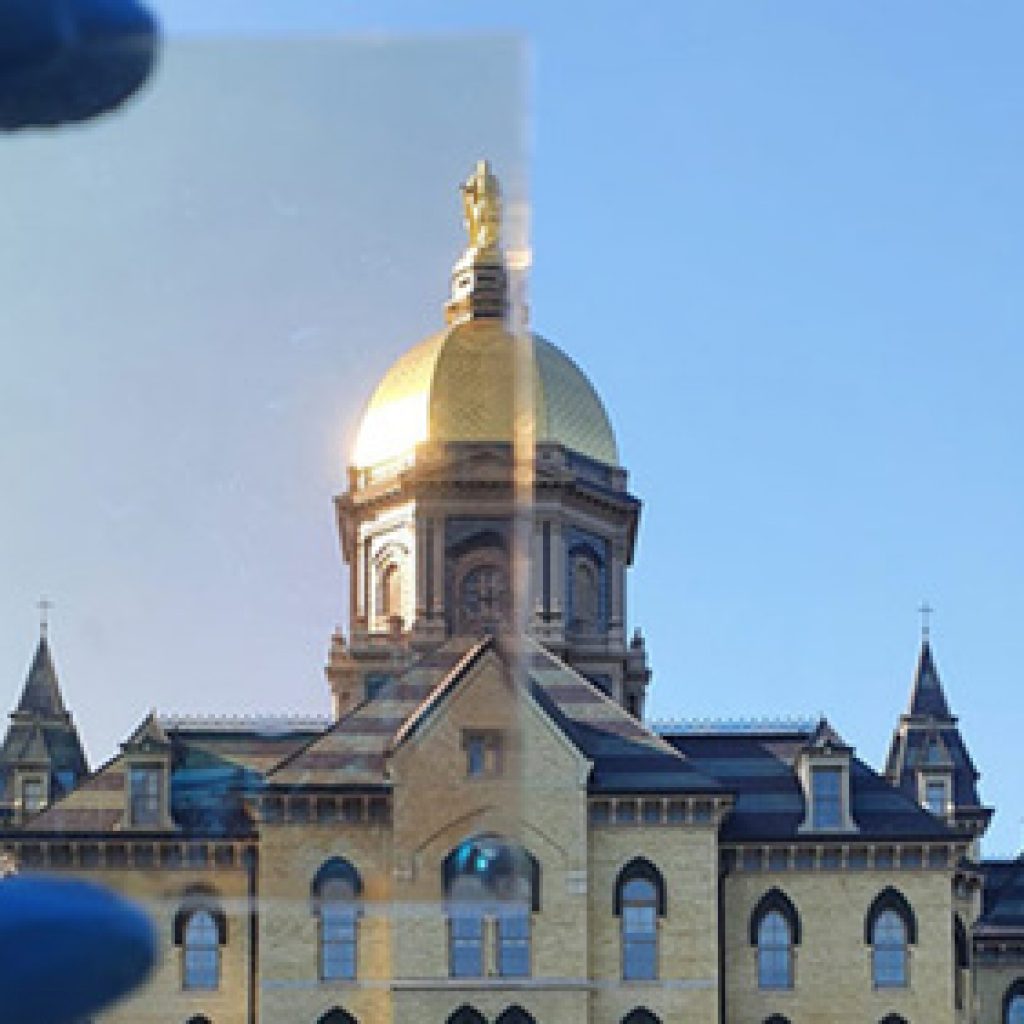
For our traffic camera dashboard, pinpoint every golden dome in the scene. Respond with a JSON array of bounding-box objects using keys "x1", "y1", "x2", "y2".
[{"x1": 351, "y1": 320, "x2": 618, "y2": 470}]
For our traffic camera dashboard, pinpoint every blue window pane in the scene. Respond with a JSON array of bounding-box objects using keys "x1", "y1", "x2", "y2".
[
  {"x1": 872, "y1": 910, "x2": 908, "y2": 987},
  {"x1": 183, "y1": 909, "x2": 219, "y2": 991},
  {"x1": 321, "y1": 905, "x2": 357, "y2": 980},
  {"x1": 757, "y1": 910, "x2": 792, "y2": 989},
  {"x1": 1008, "y1": 995, "x2": 1024, "y2": 1024},
  {"x1": 498, "y1": 912, "x2": 530, "y2": 977},
  {"x1": 623, "y1": 937, "x2": 657, "y2": 980},
  {"x1": 450, "y1": 913, "x2": 484, "y2": 978},
  {"x1": 812, "y1": 767, "x2": 842, "y2": 828}
]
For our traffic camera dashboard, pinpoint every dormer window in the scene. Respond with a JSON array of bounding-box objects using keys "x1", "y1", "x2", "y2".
[
  {"x1": 129, "y1": 763, "x2": 163, "y2": 826},
  {"x1": 20, "y1": 777, "x2": 45, "y2": 814},
  {"x1": 811, "y1": 767, "x2": 842, "y2": 829},
  {"x1": 920, "y1": 775, "x2": 950, "y2": 817},
  {"x1": 796, "y1": 720, "x2": 857, "y2": 834}
]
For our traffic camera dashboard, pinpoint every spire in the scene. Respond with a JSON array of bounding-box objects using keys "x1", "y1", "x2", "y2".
[
  {"x1": 884, "y1": 626, "x2": 991, "y2": 840},
  {"x1": 14, "y1": 636, "x2": 67, "y2": 719},
  {"x1": 445, "y1": 160, "x2": 509, "y2": 325},
  {"x1": 908, "y1": 638, "x2": 952, "y2": 719}
]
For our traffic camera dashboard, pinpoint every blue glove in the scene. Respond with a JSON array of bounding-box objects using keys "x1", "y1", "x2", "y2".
[{"x1": 0, "y1": 874, "x2": 157, "y2": 1023}]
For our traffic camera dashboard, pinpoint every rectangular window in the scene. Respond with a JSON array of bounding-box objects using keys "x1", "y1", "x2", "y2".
[
  {"x1": 497, "y1": 910, "x2": 530, "y2": 977},
  {"x1": 21, "y1": 778, "x2": 44, "y2": 813},
  {"x1": 129, "y1": 765, "x2": 162, "y2": 826},
  {"x1": 463, "y1": 731, "x2": 502, "y2": 778},
  {"x1": 811, "y1": 766, "x2": 842, "y2": 829},
  {"x1": 925, "y1": 779, "x2": 947, "y2": 816},
  {"x1": 449, "y1": 913, "x2": 484, "y2": 977}
]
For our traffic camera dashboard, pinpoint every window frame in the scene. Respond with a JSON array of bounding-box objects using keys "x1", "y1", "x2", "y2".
[
  {"x1": 810, "y1": 765, "x2": 843, "y2": 829},
  {"x1": 750, "y1": 887, "x2": 800, "y2": 991},
  {"x1": 310, "y1": 857, "x2": 363, "y2": 983},
  {"x1": 128, "y1": 762, "x2": 163, "y2": 827},
  {"x1": 614, "y1": 858, "x2": 666, "y2": 982},
  {"x1": 181, "y1": 907, "x2": 221, "y2": 991}
]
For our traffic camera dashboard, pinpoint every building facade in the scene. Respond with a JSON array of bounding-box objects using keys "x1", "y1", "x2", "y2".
[{"x1": 1, "y1": 162, "x2": 1021, "y2": 1024}]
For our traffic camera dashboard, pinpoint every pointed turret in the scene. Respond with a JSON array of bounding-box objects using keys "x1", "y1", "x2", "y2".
[
  {"x1": 0, "y1": 631, "x2": 88, "y2": 823},
  {"x1": 885, "y1": 636, "x2": 991, "y2": 844}
]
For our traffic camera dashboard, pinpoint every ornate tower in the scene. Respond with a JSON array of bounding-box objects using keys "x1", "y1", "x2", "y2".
[
  {"x1": 884, "y1": 636, "x2": 992, "y2": 848},
  {"x1": 326, "y1": 161, "x2": 650, "y2": 719},
  {"x1": 0, "y1": 630, "x2": 89, "y2": 823}
]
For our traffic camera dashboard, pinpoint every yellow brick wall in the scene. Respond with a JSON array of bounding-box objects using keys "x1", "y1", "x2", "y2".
[
  {"x1": 258, "y1": 821, "x2": 393, "y2": 1024},
  {"x1": 724, "y1": 867, "x2": 957, "y2": 1024},
  {"x1": 976, "y1": 964, "x2": 1024, "y2": 1024},
  {"x1": 588, "y1": 824, "x2": 720, "y2": 1024},
  {"x1": 30, "y1": 862, "x2": 253, "y2": 1024},
  {"x1": 387, "y1": 649, "x2": 592, "y2": 1009}
]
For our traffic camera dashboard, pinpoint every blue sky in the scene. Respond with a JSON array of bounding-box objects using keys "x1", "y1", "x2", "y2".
[{"x1": 1, "y1": 3, "x2": 1021, "y2": 854}]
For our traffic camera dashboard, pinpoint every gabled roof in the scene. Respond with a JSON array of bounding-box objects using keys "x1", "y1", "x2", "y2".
[
  {"x1": 268, "y1": 634, "x2": 724, "y2": 796},
  {"x1": 803, "y1": 717, "x2": 850, "y2": 752},
  {"x1": 122, "y1": 711, "x2": 170, "y2": 751},
  {"x1": 13, "y1": 637, "x2": 66, "y2": 719}
]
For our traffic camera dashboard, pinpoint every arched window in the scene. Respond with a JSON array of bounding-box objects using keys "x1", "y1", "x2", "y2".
[
  {"x1": 614, "y1": 859, "x2": 665, "y2": 981},
  {"x1": 173, "y1": 891, "x2": 226, "y2": 992},
  {"x1": 866, "y1": 888, "x2": 916, "y2": 989},
  {"x1": 379, "y1": 562, "x2": 402, "y2": 623},
  {"x1": 496, "y1": 1007, "x2": 536, "y2": 1024},
  {"x1": 443, "y1": 836, "x2": 538, "y2": 979},
  {"x1": 622, "y1": 1011, "x2": 662, "y2": 1024},
  {"x1": 764, "y1": 1016, "x2": 792, "y2": 1024},
  {"x1": 186, "y1": 1017, "x2": 213, "y2": 1024},
  {"x1": 879, "y1": 1016, "x2": 909, "y2": 1024},
  {"x1": 1005, "y1": 979, "x2": 1024, "y2": 1024},
  {"x1": 447, "y1": 1007, "x2": 487, "y2": 1024},
  {"x1": 457, "y1": 562, "x2": 510, "y2": 633},
  {"x1": 311, "y1": 858, "x2": 362, "y2": 981},
  {"x1": 183, "y1": 909, "x2": 219, "y2": 990},
  {"x1": 750, "y1": 889, "x2": 800, "y2": 990},
  {"x1": 317, "y1": 1011, "x2": 358, "y2": 1024}
]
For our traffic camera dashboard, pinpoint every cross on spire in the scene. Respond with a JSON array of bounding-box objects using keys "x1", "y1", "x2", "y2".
[
  {"x1": 37, "y1": 598, "x2": 53, "y2": 639},
  {"x1": 918, "y1": 601, "x2": 934, "y2": 641}
]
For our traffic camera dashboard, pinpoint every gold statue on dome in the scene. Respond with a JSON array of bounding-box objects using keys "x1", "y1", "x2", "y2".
[{"x1": 460, "y1": 159, "x2": 502, "y2": 252}]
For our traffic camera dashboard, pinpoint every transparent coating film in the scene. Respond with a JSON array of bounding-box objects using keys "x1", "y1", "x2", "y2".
[{"x1": 0, "y1": 9, "x2": 1019, "y2": 1024}]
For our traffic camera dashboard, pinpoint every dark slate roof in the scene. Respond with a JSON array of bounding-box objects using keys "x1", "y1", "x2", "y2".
[
  {"x1": 664, "y1": 728, "x2": 954, "y2": 842},
  {"x1": 884, "y1": 640, "x2": 987, "y2": 813},
  {"x1": 521, "y1": 643, "x2": 725, "y2": 795},
  {"x1": 978, "y1": 858, "x2": 1024, "y2": 935},
  {"x1": 13, "y1": 637, "x2": 66, "y2": 718}
]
